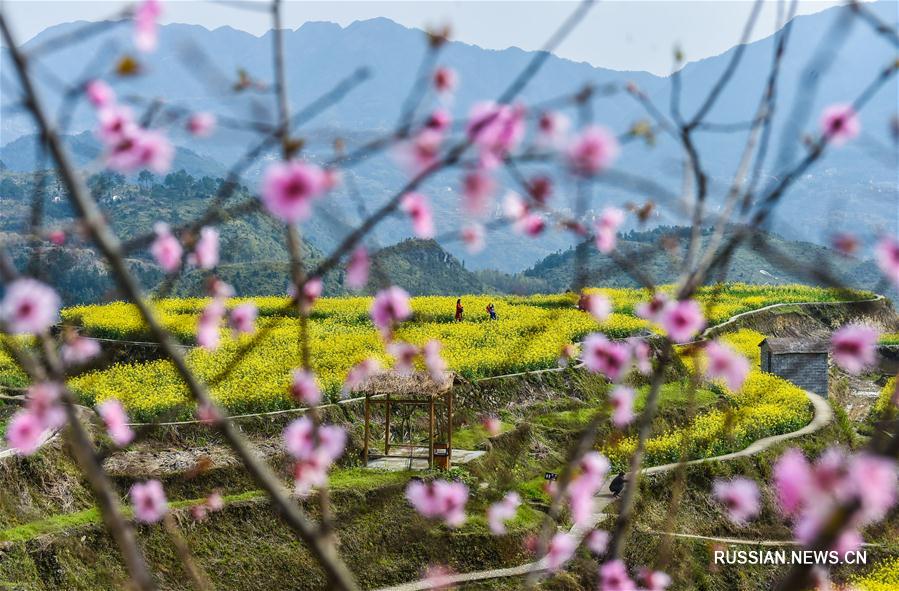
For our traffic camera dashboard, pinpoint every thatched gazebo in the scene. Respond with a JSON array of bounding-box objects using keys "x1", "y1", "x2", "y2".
[{"x1": 353, "y1": 371, "x2": 455, "y2": 469}]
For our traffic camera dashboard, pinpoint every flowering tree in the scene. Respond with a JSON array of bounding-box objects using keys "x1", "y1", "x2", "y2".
[{"x1": 1, "y1": 1, "x2": 898, "y2": 590}]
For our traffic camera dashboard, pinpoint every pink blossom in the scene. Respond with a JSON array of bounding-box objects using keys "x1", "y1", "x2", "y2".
[
  {"x1": 578, "y1": 292, "x2": 612, "y2": 322},
  {"x1": 196, "y1": 299, "x2": 225, "y2": 350},
  {"x1": 130, "y1": 479, "x2": 168, "y2": 522},
  {"x1": 186, "y1": 112, "x2": 216, "y2": 137},
  {"x1": 466, "y1": 102, "x2": 525, "y2": 164},
  {"x1": 293, "y1": 450, "x2": 330, "y2": 497},
  {"x1": 423, "y1": 339, "x2": 447, "y2": 382},
  {"x1": 0, "y1": 278, "x2": 60, "y2": 335},
  {"x1": 425, "y1": 108, "x2": 451, "y2": 132},
  {"x1": 594, "y1": 207, "x2": 625, "y2": 254},
  {"x1": 98, "y1": 398, "x2": 134, "y2": 446},
  {"x1": 401, "y1": 192, "x2": 435, "y2": 239},
  {"x1": 482, "y1": 416, "x2": 501, "y2": 437},
  {"x1": 461, "y1": 223, "x2": 486, "y2": 254},
  {"x1": 342, "y1": 357, "x2": 381, "y2": 396},
  {"x1": 635, "y1": 293, "x2": 669, "y2": 322},
  {"x1": 228, "y1": 303, "x2": 257, "y2": 335},
  {"x1": 630, "y1": 339, "x2": 651, "y2": 375},
  {"x1": 150, "y1": 222, "x2": 182, "y2": 272},
  {"x1": 820, "y1": 104, "x2": 860, "y2": 146},
  {"x1": 196, "y1": 402, "x2": 220, "y2": 425},
  {"x1": 875, "y1": 236, "x2": 899, "y2": 288},
  {"x1": 206, "y1": 491, "x2": 224, "y2": 512},
  {"x1": 210, "y1": 278, "x2": 234, "y2": 299},
  {"x1": 581, "y1": 451, "x2": 611, "y2": 482},
  {"x1": 190, "y1": 504, "x2": 208, "y2": 521},
  {"x1": 433, "y1": 67, "x2": 458, "y2": 94},
  {"x1": 406, "y1": 479, "x2": 469, "y2": 527},
  {"x1": 544, "y1": 532, "x2": 576, "y2": 571},
  {"x1": 660, "y1": 299, "x2": 705, "y2": 344},
  {"x1": 639, "y1": 568, "x2": 672, "y2": 591},
  {"x1": 568, "y1": 125, "x2": 619, "y2": 175},
  {"x1": 300, "y1": 277, "x2": 323, "y2": 313},
  {"x1": 831, "y1": 324, "x2": 878, "y2": 375},
  {"x1": 134, "y1": 0, "x2": 162, "y2": 52},
  {"x1": 712, "y1": 477, "x2": 760, "y2": 525},
  {"x1": 423, "y1": 565, "x2": 456, "y2": 591},
  {"x1": 397, "y1": 129, "x2": 442, "y2": 175},
  {"x1": 48, "y1": 229, "x2": 66, "y2": 246},
  {"x1": 568, "y1": 452, "x2": 609, "y2": 527},
  {"x1": 106, "y1": 128, "x2": 173, "y2": 174},
  {"x1": 346, "y1": 246, "x2": 370, "y2": 291},
  {"x1": 848, "y1": 453, "x2": 897, "y2": 523},
  {"x1": 370, "y1": 286, "x2": 412, "y2": 335},
  {"x1": 85, "y1": 80, "x2": 115, "y2": 108},
  {"x1": 317, "y1": 424, "x2": 347, "y2": 464},
  {"x1": 599, "y1": 560, "x2": 636, "y2": 591},
  {"x1": 323, "y1": 167, "x2": 342, "y2": 191},
  {"x1": 582, "y1": 333, "x2": 631, "y2": 381},
  {"x1": 773, "y1": 448, "x2": 813, "y2": 517},
  {"x1": 261, "y1": 160, "x2": 327, "y2": 223},
  {"x1": 97, "y1": 105, "x2": 136, "y2": 144},
  {"x1": 5, "y1": 411, "x2": 44, "y2": 455},
  {"x1": 831, "y1": 233, "x2": 859, "y2": 256},
  {"x1": 528, "y1": 175, "x2": 553, "y2": 205},
  {"x1": 704, "y1": 340, "x2": 750, "y2": 391},
  {"x1": 487, "y1": 492, "x2": 521, "y2": 535},
  {"x1": 502, "y1": 191, "x2": 527, "y2": 221},
  {"x1": 537, "y1": 111, "x2": 570, "y2": 147},
  {"x1": 462, "y1": 170, "x2": 495, "y2": 215},
  {"x1": 609, "y1": 386, "x2": 636, "y2": 428},
  {"x1": 388, "y1": 341, "x2": 419, "y2": 375},
  {"x1": 284, "y1": 416, "x2": 315, "y2": 460},
  {"x1": 586, "y1": 529, "x2": 609, "y2": 556},
  {"x1": 291, "y1": 369, "x2": 322, "y2": 405},
  {"x1": 26, "y1": 382, "x2": 65, "y2": 430},
  {"x1": 61, "y1": 336, "x2": 101, "y2": 366},
  {"x1": 518, "y1": 213, "x2": 545, "y2": 237},
  {"x1": 189, "y1": 226, "x2": 219, "y2": 270}
]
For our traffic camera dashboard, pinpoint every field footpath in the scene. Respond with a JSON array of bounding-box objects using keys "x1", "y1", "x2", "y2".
[{"x1": 375, "y1": 389, "x2": 832, "y2": 591}]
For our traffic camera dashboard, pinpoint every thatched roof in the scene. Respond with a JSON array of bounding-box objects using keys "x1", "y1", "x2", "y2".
[
  {"x1": 759, "y1": 337, "x2": 829, "y2": 354},
  {"x1": 352, "y1": 371, "x2": 454, "y2": 396}
]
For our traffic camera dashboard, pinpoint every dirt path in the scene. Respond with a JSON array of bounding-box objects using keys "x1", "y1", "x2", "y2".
[{"x1": 375, "y1": 389, "x2": 832, "y2": 591}]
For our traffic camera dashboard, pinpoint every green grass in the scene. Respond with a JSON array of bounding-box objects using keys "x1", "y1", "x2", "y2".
[
  {"x1": 0, "y1": 468, "x2": 411, "y2": 544},
  {"x1": 451, "y1": 420, "x2": 515, "y2": 450}
]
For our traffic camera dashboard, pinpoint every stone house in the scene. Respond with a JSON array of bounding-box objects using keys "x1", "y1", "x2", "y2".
[{"x1": 759, "y1": 337, "x2": 829, "y2": 398}]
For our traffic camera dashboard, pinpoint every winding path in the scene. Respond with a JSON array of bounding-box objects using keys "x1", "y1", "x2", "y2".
[{"x1": 375, "y1": 389, "x2": 832, "y2": 591}]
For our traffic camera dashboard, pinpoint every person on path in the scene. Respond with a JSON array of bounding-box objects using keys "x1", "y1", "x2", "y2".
[{"x1": 455, "y1": 298, "x2": 464, "y2": 322}]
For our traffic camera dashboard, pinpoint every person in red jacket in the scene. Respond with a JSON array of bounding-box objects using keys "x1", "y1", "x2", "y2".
[{"x1": 455, "y1": 298, "x2": 464, "y2": 322}]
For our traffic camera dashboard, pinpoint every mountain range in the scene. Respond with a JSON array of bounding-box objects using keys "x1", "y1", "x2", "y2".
[{"x1": 1, "y1": 3, "x2": 896, "y2": 274}]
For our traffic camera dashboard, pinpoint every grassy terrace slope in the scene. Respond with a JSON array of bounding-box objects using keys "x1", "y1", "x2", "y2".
[{"x1": 45, "y1": 285, "x2": 871, "y2": 420}]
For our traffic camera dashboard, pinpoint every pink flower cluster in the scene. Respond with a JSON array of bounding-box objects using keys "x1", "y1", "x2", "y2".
[
  {"x1": 291, "y1": 369, "x2": 322, "y2": 405},
  {"x1": 594, "y1": 207, "x2": 625, "y2": 254},
  {"x1": 544, "y1": 532, "x2": 576, "y2": 571},
  {"x1": 342, "y1": 357, "x2": 381, "y2": 396},
  {"x1": 130, "y1": 479, "x2": 168, "y2": 523},
  {"x1": 636, "y1": 294, "x2": 705, "y2": 344},
  {"x1": 190, "y1": 490, "x2": 225, "y2": 521},
  {"x1": 704, "y1": 340, "x2": 750, "y2": 391},
  {"x1": 502, "y1": 192, "x2": 546, "y2": 237},
  {"x1": 876, "y1": 236, "x2": 899, "y2": 288},
  {"x1": 5, "y1": 382, "x2": 65, "y2": 455},
  {"x1": 370, "y1": 286, "x2": 412, "y2": 337},
  {"x1": 578, "y1": 292, "x2": 612, "y2": 322},
  {"x1": 820, "y1": 103, "x2": 860, "y2": 146},
  {"x1": 406, "y1": 479, "x2": 469, "y2": 527},
  {"x1": 197, "y1": 298, "x2": 225, "y2": 350},
  {"x1": 98, "y1": 398, "x2": 135, "y2": 447},
  {"x1": 61, "y1": 334, "x2": 101, "y2": 366},
  {"x1": 466, "y1": 102, "x2": 526, "y2": 168},
  {"x1": 401, "y1": 192, "x2": 435, "y2": 239},
  {"x1": 568, "y1": 126, "x2": 620, "y2": 176},
  {"x1": 486, "y1": 491, "x2": 521, "y2": 535},
  {"x1": 773, "y1": 447, "x2": 897, "y2": 556},
  {"x1": 567, "y1": 451, "x2": 611, "y2": 527},
  {"x1": 712, "y1": 477, "x2": 761, "y2": 525},
  {"x1": 134, "y1": 0, "x2": 162, "y2": 52},
  {"x1": 0, "y1": 278, "x2": 60, "y2": 335},
  {"x1": 92, "y1": 99, "x2": 173, "y2": 174},
  {"x1": 830, "y1": 324, "x2": 878, "y2": 375},
  {"x1": 345, "y1": 246, "x2": 370, "y2": 290},
  {"x1": 582, "y1": 333, "x2": 631, "y2": 382},
  {"x1": 261, "y1": 160, "x2": 329, "y2": 223},
  {"x1": 283, "y1": 417, "x2": 347, "y2": 496}
]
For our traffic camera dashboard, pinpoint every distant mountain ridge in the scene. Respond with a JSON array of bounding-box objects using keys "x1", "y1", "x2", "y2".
[{"x1": 2, "y1": 4, "x2": 896, "y2": 272}]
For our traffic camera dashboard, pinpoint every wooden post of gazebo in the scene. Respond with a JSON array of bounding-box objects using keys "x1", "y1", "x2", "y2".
[{"x1": 353, "y1": 370, "x2": 454, "y2": 470}]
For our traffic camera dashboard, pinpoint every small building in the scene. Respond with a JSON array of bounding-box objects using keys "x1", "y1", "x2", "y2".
[{"x1": 759, "y1": 337, "x2": 829, "y2": 398}]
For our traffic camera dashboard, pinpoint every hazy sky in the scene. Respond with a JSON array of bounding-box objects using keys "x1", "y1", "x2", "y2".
[{"x1": 3, "y1": 1, "x2": 857, "y2": 74}]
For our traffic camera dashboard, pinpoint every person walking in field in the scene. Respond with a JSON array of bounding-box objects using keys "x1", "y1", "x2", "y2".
[
  {"x1": 486, "y1": 302, "x2": 497, "y2": 320},
  {"x1": 455, "y1": 298, "x2": 464, "y2": 322}
]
